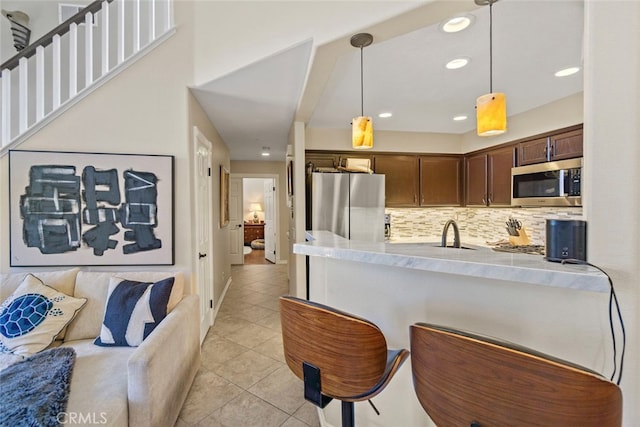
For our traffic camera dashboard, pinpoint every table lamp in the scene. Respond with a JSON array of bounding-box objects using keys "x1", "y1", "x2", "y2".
[{"x1": 249, "y1": 203, "x2": 262, "y2": 223}]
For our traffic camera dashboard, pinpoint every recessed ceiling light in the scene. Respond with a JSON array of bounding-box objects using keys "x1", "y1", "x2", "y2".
[
  {"x1": 453, "y1": 115, "x2": 468, "y2": 121},
  {"x1": 378, "y1": 112, "x2": 392, "y2": 118},
  {"x1": 554, "y1": 67, "x2": 580, "y2": 77},
  {"x1": 261, "y1": 146, "x2": 271, "y2": 156},
  {"x1": 446, "y1": 57, "x2": 470, "y2": 70},
  {"x1": 440, "y1": 14, "x2": 475, "y2": 33}
]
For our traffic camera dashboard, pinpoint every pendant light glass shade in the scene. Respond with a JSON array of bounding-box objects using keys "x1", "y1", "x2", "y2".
[
  {"x1": 475, "y1": 0, "x2": 506, "y2": 137},
  {"x1": 351, "y1": 33, "x2": 374, "y2": 149},
  {"x1": 476, "y1": 92, "x2": 506, "y2": 136},
  {"x1": 352, "y1": 116, "x2": 373, "y2": 149}
]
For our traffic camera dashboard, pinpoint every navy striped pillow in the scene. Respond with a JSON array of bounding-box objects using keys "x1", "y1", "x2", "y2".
[{"x1": 94, "y1": 277, "x2": 174, "y2": 347}]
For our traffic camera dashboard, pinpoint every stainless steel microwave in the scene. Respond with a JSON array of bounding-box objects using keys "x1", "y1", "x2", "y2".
[{"x1": 511, "y1": 158, "x2": 582, "y2": 206}]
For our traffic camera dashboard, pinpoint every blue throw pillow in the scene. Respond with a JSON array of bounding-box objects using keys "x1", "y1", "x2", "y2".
[
  {"x1": 0, "y1": 274, "x2": 86, "y2": 356},
  {"x1": 94, "y1": 277, "x2": 174, "y2": 347}
]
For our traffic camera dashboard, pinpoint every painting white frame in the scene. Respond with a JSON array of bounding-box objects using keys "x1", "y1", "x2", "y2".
[{"x1": 9, "y1": 150, "x2": 174, "y2": 266}]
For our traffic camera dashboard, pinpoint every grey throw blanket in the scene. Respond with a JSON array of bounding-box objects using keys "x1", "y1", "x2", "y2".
[{"x1": 0, "y1": 347, "x2": 76, "y2": 427}]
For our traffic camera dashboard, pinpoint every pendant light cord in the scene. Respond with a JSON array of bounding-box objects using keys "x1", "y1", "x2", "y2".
[
  {"x1": 360, "y1": 46, "x2": 364, "y2": 117},
  {"x1": 489, "y1": 1, "x2": 493, "y2": 93}
]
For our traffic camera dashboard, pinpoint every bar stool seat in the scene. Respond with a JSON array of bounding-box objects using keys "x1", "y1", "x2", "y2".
[
  {"x1": 280, "y1": 296, "x2": 409, "y2": 427},
  {"x1": 410, "y1": 322, "x2": 623, "y2": 427}
]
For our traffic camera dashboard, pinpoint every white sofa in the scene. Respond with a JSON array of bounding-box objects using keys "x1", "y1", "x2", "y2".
[{"x1": 0, "y1": 268, "x2": 200, "y2": 427}]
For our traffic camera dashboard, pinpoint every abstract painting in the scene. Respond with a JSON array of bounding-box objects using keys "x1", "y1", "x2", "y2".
[
  {"x1": 220, "y1": 166, "x2": 229, "y2": 227},
  {"x1": 9, "y1": 150, "x2": 174, "y2": 266}
]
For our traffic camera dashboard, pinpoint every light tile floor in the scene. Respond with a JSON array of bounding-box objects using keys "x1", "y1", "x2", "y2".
[{"x1": 176, "y1": 264, "x2": 320, "y2": 427}]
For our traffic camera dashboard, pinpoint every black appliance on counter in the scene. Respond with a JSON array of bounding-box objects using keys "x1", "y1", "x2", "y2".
[{"x1": 545, "y1": 219, "x2": 587, "y2": 262}]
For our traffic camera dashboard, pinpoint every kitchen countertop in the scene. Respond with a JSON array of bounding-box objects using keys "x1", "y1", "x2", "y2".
[{"x1": 295, "y1": 231, "x2": 610, "y2": 293}]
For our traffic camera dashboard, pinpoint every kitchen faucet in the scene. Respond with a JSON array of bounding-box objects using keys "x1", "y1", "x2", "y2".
[{"x1": 441, "y1": 219, "x2": 461, "y2": 248}]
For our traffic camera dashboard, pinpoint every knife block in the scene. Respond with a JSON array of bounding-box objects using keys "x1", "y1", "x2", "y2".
[{"x1": 509, "y1": 227, "x2": 530, "y2": 246}]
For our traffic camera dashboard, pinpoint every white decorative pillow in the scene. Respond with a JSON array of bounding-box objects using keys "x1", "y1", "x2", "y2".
[
  {"x1": 0, "y1": 274, "x2": 87, "y2": 356},
  {"x1": 94, "y1": 276, "x2": 174, "y2": 347}
]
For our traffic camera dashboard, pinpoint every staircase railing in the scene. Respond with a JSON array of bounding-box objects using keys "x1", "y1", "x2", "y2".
[{"x1": 1, "y1": 0, "x2": 174, "y2": 155}]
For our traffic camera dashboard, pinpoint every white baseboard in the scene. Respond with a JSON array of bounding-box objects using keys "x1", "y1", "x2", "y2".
[{"x1": 213, "y1": 276, "x2": 233, "y2": 322}]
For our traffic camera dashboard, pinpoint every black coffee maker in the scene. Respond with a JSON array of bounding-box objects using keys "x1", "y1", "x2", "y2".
[{"x1": 545, "y1": 219, "x2": 587, "y2": 262}]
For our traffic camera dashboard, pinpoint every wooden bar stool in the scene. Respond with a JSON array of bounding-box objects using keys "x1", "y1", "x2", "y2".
[
  {"x1": 410, "y1": 322, "x2": 623, "y2": 427},
  {"x1": 280, "y1": 296, "x2": 409, "y2": 427}
]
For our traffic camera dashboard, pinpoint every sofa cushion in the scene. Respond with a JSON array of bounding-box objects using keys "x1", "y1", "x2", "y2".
[
  {"x1": 64, "y1": 271, "x2": 184, "y2": 342},
  {"x1": 0, "y1": 274, "x2": 86, "y2": 356},
  {"x1": 95, "y1": 277, "x2": 174, "y2": 347},
  {"x1": 60, "y1": 339, "x2": 132, "y2": 426}
]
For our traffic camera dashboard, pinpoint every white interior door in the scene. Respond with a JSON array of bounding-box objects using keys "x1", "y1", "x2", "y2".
[
  {"x1": 193, "y1": 127, "x2": 213, "y2": 343},
  {"x1": 229, "y1": 177, "x2": 244, "y2": 264},
  {"x1": 264, "y1": 179, "x2": 276, "y2": 263}
]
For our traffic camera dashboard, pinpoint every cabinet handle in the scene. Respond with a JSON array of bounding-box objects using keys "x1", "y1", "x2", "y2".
[{"x1": 545, "y1": 137, "x2": 551, "y2": 161}]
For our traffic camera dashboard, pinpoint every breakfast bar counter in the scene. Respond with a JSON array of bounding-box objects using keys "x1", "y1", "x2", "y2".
[
  {"x1": 295, "y1": 231, "x2": 610, "y2": 292},
  {"x1": 294, "y1": 231, "x2": 614, "y2": 426}
]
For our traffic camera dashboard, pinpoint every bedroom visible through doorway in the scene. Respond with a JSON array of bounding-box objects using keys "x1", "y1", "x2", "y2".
[{"x1": 242, "y1": 177, "x2": 275, "y2": 265}]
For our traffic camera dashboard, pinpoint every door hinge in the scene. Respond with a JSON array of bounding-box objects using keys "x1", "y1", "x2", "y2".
[
  {"x1": 273, "y1": 186, "x2": 276, "y2": 191},
  {"x1": 210, "y1": 299, "x2": 213, "y2": 309},
  {"x1": 208, "y1": 167, "x2": 211, "y2": 177}
]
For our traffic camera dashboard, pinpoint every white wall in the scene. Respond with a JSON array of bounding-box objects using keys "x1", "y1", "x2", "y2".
[
  {"x1": 306, "y1": 128, "x2": 463, "y2": 153},
  {"x1": 584, "y1": 1, "x2": 640, "y2": 424},
  {"x1": 188, "y1": 92, "x2": 231, "y2": 309},
  {"x1": 0, "y1": 1, "x2": 198, "y2": 277}
]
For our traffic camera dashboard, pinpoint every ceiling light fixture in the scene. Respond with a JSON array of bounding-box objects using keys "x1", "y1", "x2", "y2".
[
  {"x1": 453, "y1": 115, "x2": 468, "y2": 121},
  {"x1": 475, "y1": 0, "x2": 506, "y2": 137},
  {"x1": 378, "y1": 112, "x2": 392, "y2": 118},
  {"x1": 351, "y1": 33, "x2": 374, "y2": 150},
  {"x1": 446, "y1": 57, "x2": 470, "y2": 70},
  {"x1": 441, "y1": 15, "x2": 474, "y2": 33},
  {"x1": 261, "y1": 146, "x2": 271, "y2": 157},
  {"x1": 1, "y1": 9, "x2": 31, "y2": 51},
  {"x1": 555, "y1": 66, "x2": 580, "y2": 77}
]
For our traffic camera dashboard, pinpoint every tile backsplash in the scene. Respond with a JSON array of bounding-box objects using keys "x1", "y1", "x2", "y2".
[{"x1": 386, "y1": 207, "x2": 584, "y2": 246}]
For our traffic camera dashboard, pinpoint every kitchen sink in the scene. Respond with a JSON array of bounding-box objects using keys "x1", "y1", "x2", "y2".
[{"x1": 387, "y1": 241, "x2": 479, "y2": 250}]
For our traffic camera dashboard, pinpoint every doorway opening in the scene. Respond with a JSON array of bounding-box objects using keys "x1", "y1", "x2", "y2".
[
  {"x1": 243, "y1": 177, "x2": 271, "y2": 265},
  {"x1": 229, "y1": 174, "x2": 279, "y2": 266}
]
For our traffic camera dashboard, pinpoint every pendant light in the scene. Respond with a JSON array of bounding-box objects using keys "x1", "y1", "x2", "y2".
[
  {"x1": 475, "y1": 0, "x2": 506, "y2": 136},
  {"x1": 351, "y1": 33, "x2": 374, "y2": 149}
]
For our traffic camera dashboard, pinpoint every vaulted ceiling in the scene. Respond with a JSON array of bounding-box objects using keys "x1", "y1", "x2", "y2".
[{"x1": 191, "y1": 1, "x2": 583, "y2": 161}]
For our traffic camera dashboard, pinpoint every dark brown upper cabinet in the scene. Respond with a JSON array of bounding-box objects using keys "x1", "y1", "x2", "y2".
[
  {"x1": 518, "y1": 127, "x2": 583, "y2": 165},
  {"x1": 419, "y1": 156, "x2": 463, "y2": 206},
  {"x1": 373, "y1": 154, "x2": 420, "y2": 207},
  {"x1": 465, "y1": 145, "x2": 515, "y2": 207}
]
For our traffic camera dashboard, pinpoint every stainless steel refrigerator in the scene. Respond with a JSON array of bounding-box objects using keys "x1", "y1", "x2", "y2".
[{"x1": 310, "y1": 172, "x2": 385, "y2": 242}]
